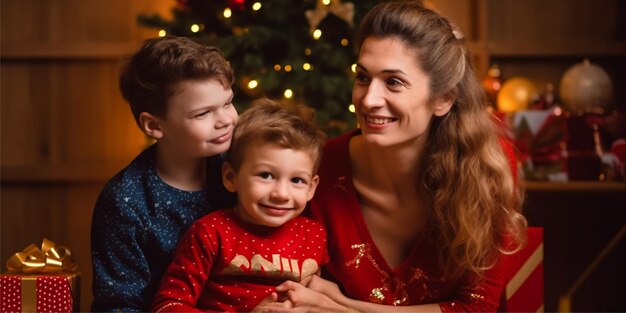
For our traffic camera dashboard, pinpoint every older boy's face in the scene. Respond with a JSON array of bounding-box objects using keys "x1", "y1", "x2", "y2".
[
  {"x1": 159, "y1": 78, "x2": 238, "y2": 158},
  {"x1": 224, "y1": 142, "x2": 319, "y2": 228}
]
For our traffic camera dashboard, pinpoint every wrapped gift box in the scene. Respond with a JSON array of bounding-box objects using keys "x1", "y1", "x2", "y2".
[
  {"x1": 499, "y1": 227, "x2": 544, "y2": 313},
  {"x1": 1, "y1": 239, "x2": 80, "y2": 312},
  {"x1": 565, "y1": 114, "x2": 605, "y2": 180},
  {"x1": 499, "y1": 109, "x2": 569, "y2": 181},
  {"x1": 499, "y1": 108, "x2": 612, "y2": 181},
  {"x1": 0, "y1": 272, "x2": 80, "y2": 313}
]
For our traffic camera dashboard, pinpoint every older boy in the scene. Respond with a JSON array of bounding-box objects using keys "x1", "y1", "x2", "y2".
[{"x1": 91, "y1": 36, "x2": 237, "y2": 312}]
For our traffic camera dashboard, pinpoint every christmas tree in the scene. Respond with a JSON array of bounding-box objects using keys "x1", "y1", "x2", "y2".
[{"x1": 138, "y1": 0, "x2": 379, "y2": 137}]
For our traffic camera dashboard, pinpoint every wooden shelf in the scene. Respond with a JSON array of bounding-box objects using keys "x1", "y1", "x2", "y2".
[
  {"x1": 0, "y1": 41, "x2": 141, "y2": 60},
  {"x1": 1, "y1": 165, "x2": 127, "y2": 183},
  {"x1": 525, "y1": 181, "x2": 626, "y2": 192},
  {"x1": 486, "y1": 40, "x2": 626, "y2": 58}
]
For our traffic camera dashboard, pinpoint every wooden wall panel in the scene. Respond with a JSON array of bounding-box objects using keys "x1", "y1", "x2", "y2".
[
  {"x1": 58, "y1": 60, "x2": 147, "y2": 164},
  {"x1": 1, "y1": 0, "x2": 170, "y2": 43},
  {"x1": 1, "y1": 61, "x2": 147, "y2": 167},
  {"x1": 1, "y1": 1, "x2": 172, "y2": 311},
  {"x1": 63, "y1": 183, "x2": 108, "y2": 313},
  {"x1": 427, "y1": 0, "x2": 477, "y2": 40},
  {"x1": 488, "y1": 0, "x2": 622, "y2": 42},
  {"x1": 1, "y1": 62, "x2": 56, "y2": 166},
  {"x1": 1, "y1": 186, "x2": 67, "y2": 260}
]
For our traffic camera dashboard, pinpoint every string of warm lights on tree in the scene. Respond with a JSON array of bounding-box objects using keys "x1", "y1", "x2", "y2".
[{"x1": 139, "y1": 0, "x2": 379, "y2": 136}]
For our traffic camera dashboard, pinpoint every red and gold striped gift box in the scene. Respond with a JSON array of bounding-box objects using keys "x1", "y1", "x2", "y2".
[{"x1": 500, "y1": 227, "x2": 544, "y2": 313}]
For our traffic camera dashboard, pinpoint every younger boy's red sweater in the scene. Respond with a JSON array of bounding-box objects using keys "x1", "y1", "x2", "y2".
[{"x1": 152, "y1": 209, "x2": 328, "y2": 312}]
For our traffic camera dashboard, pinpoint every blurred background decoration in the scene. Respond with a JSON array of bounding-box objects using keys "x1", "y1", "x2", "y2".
[
  {"x1": 497, "y1": 76, "x2": 538, "y2": 112},
  {"x1": 559, "y1": 58, "x2": 613, "y2": 114},
  {"x1": 137, "y1": 0, "x2": 380, "y2": 137},
  {"x1": 482, "y1": 63, "x2": 502, "y2": 109},
  {"x1": 489, "y1": 58, "x2": 625, "y2": 182}
]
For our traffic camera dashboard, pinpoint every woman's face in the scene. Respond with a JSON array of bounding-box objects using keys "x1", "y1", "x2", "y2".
[{"x1": 352, "y1": 36, "x2": 452, "y2": 148}]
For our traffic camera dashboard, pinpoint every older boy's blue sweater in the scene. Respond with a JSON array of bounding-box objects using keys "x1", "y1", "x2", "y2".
[{"x1": 90, "y1": 144, "x2": 235, "y2": 312}]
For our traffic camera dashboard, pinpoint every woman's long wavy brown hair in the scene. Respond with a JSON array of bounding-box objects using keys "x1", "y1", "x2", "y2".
[{"x1": 356, "y1": 1, "x2": 528, "y2": 282}]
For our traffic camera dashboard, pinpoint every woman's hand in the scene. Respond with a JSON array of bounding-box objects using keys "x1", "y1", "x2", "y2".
[
  {"x1": 251, "y1": 292, "x2": 294, "y2": 313},
  {"x1": 274, "y1": 280, "x2": 348, "y2": 313},
  {"x1": 276, "y1": 281, "x2": 321, "y2": 307},
  {"x1": 306, "y1": 275, "x2": 344, "y2": 302},
  {"x1": 253, "y1": 278, "x2": 350, "y2": 313}
]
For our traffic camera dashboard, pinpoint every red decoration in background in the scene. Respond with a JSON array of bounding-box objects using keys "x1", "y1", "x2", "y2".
[
  {"x1": 611, "y1": 139, "x2": 626, "y2": 164},
  {"x1": 610, "y1": 139, "x2": 626, "y2": 178},
  {"x1": 498, "y1": 110, "x2": 569, "y2": 181},
  {"x1": 483, "y1": 64, "x2": 502, "y2": 109},
  {"x1": 228, "y1": 0, "x2": 246, "y2": 10}
]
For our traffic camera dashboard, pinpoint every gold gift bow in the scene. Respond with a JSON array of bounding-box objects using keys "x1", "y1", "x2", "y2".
[{"x1": 6, "y1": 238, "x2": 78, "y2": 273}]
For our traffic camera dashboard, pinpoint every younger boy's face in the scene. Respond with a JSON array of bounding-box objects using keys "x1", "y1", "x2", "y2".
[
  {"x1": 223, "y1": 142, "x2": 319, "y2": 228},
  {"x1": 159, "y1": 78, "x2": 237, "y2": 158}
]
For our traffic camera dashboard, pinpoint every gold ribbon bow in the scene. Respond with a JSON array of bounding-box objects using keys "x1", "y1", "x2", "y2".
[{"x1": 6, "y1": 238, "x2": 78, "y2": 273}]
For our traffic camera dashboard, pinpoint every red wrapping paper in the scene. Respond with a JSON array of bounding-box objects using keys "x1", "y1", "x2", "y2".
[{"x1": 0, "y1": 272, "x2": 80, "y2": 313}]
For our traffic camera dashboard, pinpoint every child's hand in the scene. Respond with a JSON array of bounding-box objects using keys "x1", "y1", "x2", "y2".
[
  {"x1": 274, "y1": 281, "x2": 349, "y2": 312},
  {"x1": 251, "y1": 292, "x2": 294, "y2": 313}
]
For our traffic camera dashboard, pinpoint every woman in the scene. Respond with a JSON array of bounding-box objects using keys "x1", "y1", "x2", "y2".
[{"x1": 267, "y1": 1, "x2": 527, "y2": 312}]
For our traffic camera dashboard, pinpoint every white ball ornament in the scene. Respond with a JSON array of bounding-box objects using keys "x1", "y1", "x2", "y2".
[{"x1": 559, "y1": 58, "x2": 613, "y2": 114}]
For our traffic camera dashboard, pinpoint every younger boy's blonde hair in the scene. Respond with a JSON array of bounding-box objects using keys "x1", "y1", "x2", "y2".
[{"x1": 227, "y1": 98, "x2": 326, "y2": 173}]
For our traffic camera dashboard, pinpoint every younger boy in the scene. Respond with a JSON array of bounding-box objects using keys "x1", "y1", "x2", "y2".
[
  {"x1": 151, "y1": 98, "x2": 328, "y2": 312},
  {"x1": 91, "y1": 36, "x2": 238, "y2": 312}
]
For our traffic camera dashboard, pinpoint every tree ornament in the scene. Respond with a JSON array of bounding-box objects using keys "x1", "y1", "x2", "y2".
[
  {"x1": 482, "y1": 64, "x2": 502, "y2": 109},
  {"x1": 305, "y1": 1, "x2": 328, "y2": 32},
  {"x1": 329, "y1": 0, "x2": 355, "y2": 27},
  {"x1": 497, "y1": 76, "x2": 537, "y2": 113},
  {"x1": 305, "y1": 0, "x2": 355, "y2": 33},
  {"x1": 227, "y1": 0, "x2": 246, "y2": 11},
  {"x1": 559, "y1": 58, "x2": 613, "y2": 114}
]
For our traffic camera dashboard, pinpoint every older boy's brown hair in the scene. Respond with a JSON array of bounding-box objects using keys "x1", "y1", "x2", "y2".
[
  {"x1": 119, "y1": 36, "x2": 234, "y2": 127},
  {"x1": 227, "y1": 98, "x2": 326, "y2": 173}
]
